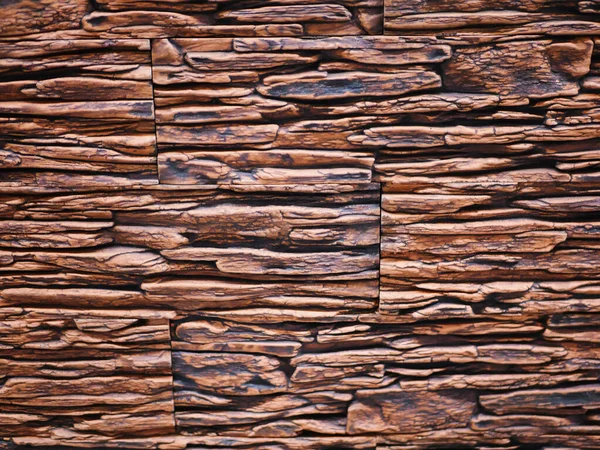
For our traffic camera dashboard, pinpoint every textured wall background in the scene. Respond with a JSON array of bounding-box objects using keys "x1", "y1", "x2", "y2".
[{"x1": 1, "y1": 1, "x2": 600, "y2": 449}]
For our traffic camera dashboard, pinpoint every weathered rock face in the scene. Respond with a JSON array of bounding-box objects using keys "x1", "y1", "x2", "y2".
[
  {"x1": 0, "y1": 39, "x2": 157, "y2": 189},
  {"x1": 0, "y1": 308, "x2": 176, "y2": 441},
  {"x1": 347, "y1": 389, "x2": 477, "y2": 434},
  {"x1": 0, "y1": 0, "x2": 383, "y2": 38},
  {"x1": 0, "y1": 186, "x2": 380, "y2": 312},
  {"x1": 443, "y1": 39, "x2": 594, "y2": 97},
  {"x1": 1, "y1": 1, "x2": 600, "y2": 449},
  {"x1": 152, "y1": 36, "x2": 448, "y2": 186},
  {"x1": 384, "y1": 0, "x2": 600, "y2": 35}
]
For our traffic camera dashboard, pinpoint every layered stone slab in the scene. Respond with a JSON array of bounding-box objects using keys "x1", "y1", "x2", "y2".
[
  {"x1": 374, "y1": 30, "x2": 600, "y2": 450},
  {"x1": 152, "y1": 35, "x2": 600, "y2": 187},
  {"x1": 0, "y1": 307, "x2": 175, "y2": 442},
  {"x1": 0, "y1": 0, "x2": 383, "y2": 39},
  {"x1": 152, "y1": 36, "x2": 454, "y2": 185},
  {"x1": 384, "y1": 0, "x2": 600, "y2": 36},
  {"x1": 0, "y1": 184, "x2": 380, "y2": 317},
  {"x1": 167, "y1": 313, "x2": 600, "y2": 447},
  {"x1": 0, "y1": 39, "x2": 157, "y2": 190}
]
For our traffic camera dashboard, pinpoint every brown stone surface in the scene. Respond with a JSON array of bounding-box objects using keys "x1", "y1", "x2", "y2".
[
  {"x1": 152, "y1": 36, "x2": 447, "y2": 186},
  {"x1": 0, "y1": 39, "x2": 157, "y2": 189},
  {"x1": 0, "y1": 0, "x2": 383, "y2": 39},
  {"x1": 1, "y1": 2, "x2": 600, "y2": 449},
  {"x1": 384, "y1": 0, "x2": 600, "y2": 36}
]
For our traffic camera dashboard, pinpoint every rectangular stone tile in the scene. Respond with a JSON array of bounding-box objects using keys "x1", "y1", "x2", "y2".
[
  {"x1": 0, "y1": 184, "x2": 380, "y2": 316},
  {"x1": 151, "y1": 36, "x2": 456, "y2": 186},
  {"x1": 377, "y1": 138, "x2": 600, "y2": 324},
  {"x1": 0, "y1": 39, "x2": 157, "y2": 191},
  {"x1": 366, "y1": 27, "x2": 600, "y2": 450},
  {"x1": 374, "y1": 34, "x2": 600, "y2": 323},
  {"x1": 379, "y1": 181, "x2": 600, "y2": 321},
  {"x1": 384, "y1": 0, "x2": 600, "y2": 36},
  {"x1": 0, "y1": 307, "x2": 175, "y2": 442},
  {"x1": 169, "y1": 313, "x2": 600, "y2": 446},
  {"x1": 170, "y1": 316, "x2": 452, "y2": 437},
  {"x1": 0, "y1": 0, "x2": 383, "y2": 39}
]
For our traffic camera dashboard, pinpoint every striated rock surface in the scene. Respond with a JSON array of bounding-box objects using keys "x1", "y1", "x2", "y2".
[
  {"x1": 152, "y1": 36, "x2": 449, "y2": 186},
  {"x1": 0, "y1": 0, "x2": 383, "y2": 39},
  {"x1": 1, "y1": 1, "x2": 600, "y2": 449},
  {"x1": 0, "y1": 39, "x2": 157, "y2": 189}
]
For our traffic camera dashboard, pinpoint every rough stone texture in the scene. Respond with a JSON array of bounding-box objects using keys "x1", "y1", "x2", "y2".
[
  {"x1": 0, "y1": 0, "x2": 383, "y2": 39},
  {"x1": 385, "y1": 0, "x2": 600, "y2": 36},
  {"x1": 0, "y1": 308, "x2": 176, "y2": 442},
  {"x1": 0, "y1": 185, "x2": 379, "y2": 312},
  {"x1": 0, "y1": 39, "x2": 157, "y2": 189},
  {"x1": 152, "y1": 36, "x2": 447, "y2": 186},
  {"x1": 1, "y1": 1, "x2": 600, "y2": 449}
]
